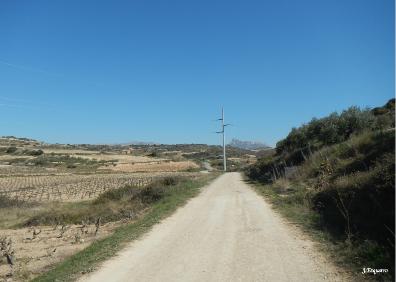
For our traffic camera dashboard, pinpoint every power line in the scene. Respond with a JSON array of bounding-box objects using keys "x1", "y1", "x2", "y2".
[{"x1": 216, "y1": 107, "x2": 230, "y2": 172}]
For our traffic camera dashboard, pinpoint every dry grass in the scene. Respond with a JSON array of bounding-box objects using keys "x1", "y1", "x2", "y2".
[{"x1": 104, "y1": 161, "x2": 199, "y2": 173}]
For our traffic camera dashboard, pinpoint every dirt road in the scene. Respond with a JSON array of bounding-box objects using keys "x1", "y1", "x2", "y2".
[{"x1": 81, "y1": 172, "x2": 347, "y2": 282}]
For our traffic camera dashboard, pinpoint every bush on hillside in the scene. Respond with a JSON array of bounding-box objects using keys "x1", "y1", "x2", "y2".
[
  {"x1": 275, "y1": 99, "x2": 394, "y2": 165},
  {"x1": 6, "y1": 146, "x2": 18, "y2": 154}
]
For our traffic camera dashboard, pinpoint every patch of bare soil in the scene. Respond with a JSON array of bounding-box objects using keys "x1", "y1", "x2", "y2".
[
  {"x1": 101, "y1": 161, "x2": 199, "y2": 173},
  {"x1": 0, "y1": 222, "x2": 121, "y2": 281}
]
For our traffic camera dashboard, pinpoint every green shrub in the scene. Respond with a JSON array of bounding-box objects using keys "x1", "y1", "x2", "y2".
[
  {"x1": 6, "y1": 146, "x2": 18, "y2": 154},
  {"x1": 94, "y1": 185, "x2": 139, "y2": 204},
  {"x1": 274, "y1": 99, "x2": 394, "y2": 164},
  {"x1": 26, "y1": 149, "x2": 44, "y2": 156}
]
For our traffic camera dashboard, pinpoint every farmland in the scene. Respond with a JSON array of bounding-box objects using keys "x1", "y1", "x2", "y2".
[
  {"x1": 0, "y1": 136, "x2": 258, "y2": 281},
  {"x1": 0, "y1": 172, "x2": 195, "y2": 202}
]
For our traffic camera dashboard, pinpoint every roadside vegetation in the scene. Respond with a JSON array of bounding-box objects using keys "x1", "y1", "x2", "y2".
[
  {"x1": 0, "y1": 175, "x2": 211, "y2": 229},
  {"x1": 246, "y1": 99, "x2": 395, "y2": 281},
  {"x1": 23, "y1": 176, "x2": 192, "y2": 226}
]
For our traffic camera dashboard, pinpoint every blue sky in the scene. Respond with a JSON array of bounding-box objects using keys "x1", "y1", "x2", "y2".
[{"x1": 0, "y1": 0, "x2": 394, "y2": 146}]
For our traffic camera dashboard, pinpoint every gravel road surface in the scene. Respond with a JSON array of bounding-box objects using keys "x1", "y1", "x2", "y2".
[{"x1": 81, "y1": 172, "x2": 348, "y2": 282}]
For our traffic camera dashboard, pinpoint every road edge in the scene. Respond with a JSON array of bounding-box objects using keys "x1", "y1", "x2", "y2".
[{"x1": 31, "y1": 173, "x2": 220, "y2": 282}]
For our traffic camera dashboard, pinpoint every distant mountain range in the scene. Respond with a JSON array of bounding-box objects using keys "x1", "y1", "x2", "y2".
[
  {"x1": 116, "y1": 141, "x2": 159, "y2": 146},
  {"x1": 228, "y1": 139, "x2": 270, "y2": 150}
]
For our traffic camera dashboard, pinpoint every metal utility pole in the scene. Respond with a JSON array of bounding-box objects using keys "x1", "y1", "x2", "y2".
[{"x1": 216, "y1": 107, "x2": 230, "y2": 172}]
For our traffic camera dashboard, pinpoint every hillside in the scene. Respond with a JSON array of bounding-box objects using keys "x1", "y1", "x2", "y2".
[
  {"x1": 246, "y1": 98, "x2": 395, "y2": 279},
  {"x1": 228, "y1": 138, "x2": 269, "y2": 150}
]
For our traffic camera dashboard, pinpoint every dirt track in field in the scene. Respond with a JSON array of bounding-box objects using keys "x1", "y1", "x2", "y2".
[{"x1": 81, "y1": 172, "x2": 349, "y2": 282}]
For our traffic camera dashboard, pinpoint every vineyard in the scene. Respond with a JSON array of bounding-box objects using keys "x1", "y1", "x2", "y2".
[
  {"x1": 0, "y1": 172, "x2": 196, "y2": 202},
  {"x1": 0, "y1": 137, "x2": 218, "y2": 281}
]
